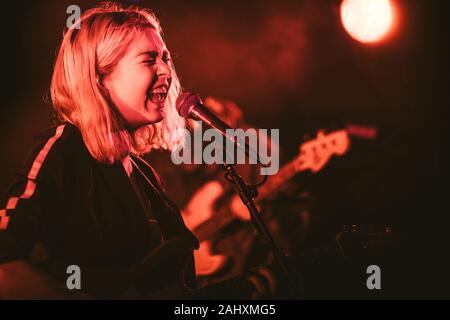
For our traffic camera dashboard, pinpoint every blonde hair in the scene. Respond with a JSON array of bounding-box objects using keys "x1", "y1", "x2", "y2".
[{"x1": 51, "y1": 2, "x2": 185, "y2": 163}]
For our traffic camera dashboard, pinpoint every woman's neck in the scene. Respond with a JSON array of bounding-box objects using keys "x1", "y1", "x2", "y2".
[{"x1": 121, "y1": 155, "x2": 133, "y2": 178}]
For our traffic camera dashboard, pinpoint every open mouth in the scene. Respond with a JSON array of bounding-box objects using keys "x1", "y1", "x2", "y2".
[{"x1": 147, "y1": 85, "x2": 168, "y2": 105}]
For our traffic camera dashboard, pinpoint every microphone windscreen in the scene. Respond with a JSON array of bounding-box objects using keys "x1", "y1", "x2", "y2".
[{"x1": 176, "y1": 92, "x2": 203, "y2": 118}]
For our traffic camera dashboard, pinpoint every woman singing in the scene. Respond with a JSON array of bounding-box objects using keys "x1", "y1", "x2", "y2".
[{"x1": 0, "y1": 2, "x2": 277, "y2": 299}]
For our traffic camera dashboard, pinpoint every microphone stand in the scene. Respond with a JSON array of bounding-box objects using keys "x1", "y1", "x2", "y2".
[{"x1": 221, "y1": 162, "x2": 303, "y2": 297}]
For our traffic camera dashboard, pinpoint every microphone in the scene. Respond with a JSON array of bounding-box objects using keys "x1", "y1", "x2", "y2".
[{"x1": 176, "y1": 92, "x2": 260, "y2": 163}]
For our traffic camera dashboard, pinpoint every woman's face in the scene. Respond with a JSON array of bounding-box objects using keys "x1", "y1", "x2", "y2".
[{"x1": 103, "y1": 28, "x2": 172, "y2": 129}]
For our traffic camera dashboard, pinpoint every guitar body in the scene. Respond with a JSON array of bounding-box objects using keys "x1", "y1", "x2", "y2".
[
  {"x1": 193, "y1": 241, "x2": 227, "y2": 276},
  {"x1": 182, "y1": 180, "x2": 229, "y2": 275}
]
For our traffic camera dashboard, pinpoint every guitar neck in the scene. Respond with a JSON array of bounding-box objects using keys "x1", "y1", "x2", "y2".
[
  {"x1": 193, "y1": 156, "x2": 304, "y2": 242},
  {"x1": 257, "y1": 156, "x2": 303, "y2": 200},
  {"x1": 191, "y1": 128, "x2": 354, "y2": 243}
]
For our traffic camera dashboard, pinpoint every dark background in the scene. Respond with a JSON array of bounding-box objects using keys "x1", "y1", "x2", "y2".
[{"x1": 0, "y1": 0, "x2": 448, "y2": 298}]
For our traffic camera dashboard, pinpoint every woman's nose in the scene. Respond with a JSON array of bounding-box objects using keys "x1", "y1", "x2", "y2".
[{"x1": 156, "y1": 59, "x2": 172, "y2": 79}]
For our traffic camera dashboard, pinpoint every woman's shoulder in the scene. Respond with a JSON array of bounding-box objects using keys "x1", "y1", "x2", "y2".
[
  {"x1": 34, "y1": 122, "x2": 84, "y2": 150},
  {"x1": 19, "y1": 122, "x2": 91, "y2": 185},
  {"x1": 30, "y1": 122, "x2": 88, "y2": 160}
]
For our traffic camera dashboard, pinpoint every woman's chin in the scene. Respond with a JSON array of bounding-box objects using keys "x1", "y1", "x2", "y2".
[
  {"x1": 126, "y1": 115, "x2": 164, "y2": 131},
  {"x1": 144, "y1": 102, "x2": 165, "y2": 122},
  {"x1": 152, "y1": 110, "x2": 165, "y2": 123},
  {"x1": 143, "y1": 111, "x2": 165, "y2": 125}
]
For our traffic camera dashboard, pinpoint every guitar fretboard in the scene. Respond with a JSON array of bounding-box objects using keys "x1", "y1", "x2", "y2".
[
  {"x1": 193, "y1": 155, "x2": 304, "y2": 241},
  {"x1": 191, "y1": 129, "x2": 352, "y2": 242},
  {"x1": 257, "y1": 156, "x2": 303, "y2": 199}
]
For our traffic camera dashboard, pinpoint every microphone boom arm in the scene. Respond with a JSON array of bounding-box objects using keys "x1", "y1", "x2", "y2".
[{"x1": 221, "y1": 162, "x2": 303, "y2": 297}]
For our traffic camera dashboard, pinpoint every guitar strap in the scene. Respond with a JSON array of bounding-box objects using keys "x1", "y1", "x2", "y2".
[{"x1": 129, "y1": 156, "x2": 199, "y2": 294}]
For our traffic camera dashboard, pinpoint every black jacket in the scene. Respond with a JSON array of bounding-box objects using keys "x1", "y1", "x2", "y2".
[{"x1": 0, "y1": 123, "x2": 198, "y2": 298}]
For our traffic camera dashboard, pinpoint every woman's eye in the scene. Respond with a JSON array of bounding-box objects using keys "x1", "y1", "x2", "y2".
[{"x1": 143, "y1": 58, "x2": 170, "y2": 65}]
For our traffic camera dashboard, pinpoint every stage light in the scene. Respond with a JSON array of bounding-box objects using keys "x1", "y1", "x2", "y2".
[{"x1": 340, "y1": 0, "x2": 393, "y2": 43}]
